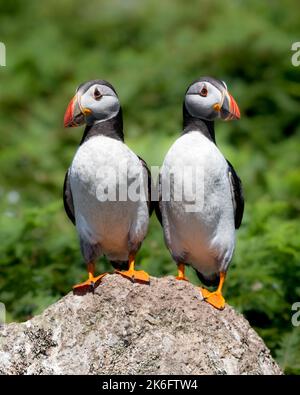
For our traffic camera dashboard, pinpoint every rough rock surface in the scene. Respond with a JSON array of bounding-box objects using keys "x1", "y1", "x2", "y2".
[{"x1": 0, "y1": 274, "x2": 282, "y2": 375}]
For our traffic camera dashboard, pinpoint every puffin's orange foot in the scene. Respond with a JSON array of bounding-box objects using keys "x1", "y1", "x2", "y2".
[
  {"x1": 115, "y1": 269, "x2": 150, "y2": 283},
  {"x1": 200, "y1": 288, "x2": 225, "y2": 310},
  {"x1": 176, "y1": 275, "x2": 189, "y2": 282},
  {"x1": 176, "y1": 263, "x2": 188, "y2": 282},
  {"x1": 73, "y1": 273, "x2": 108, "y2": 292}
]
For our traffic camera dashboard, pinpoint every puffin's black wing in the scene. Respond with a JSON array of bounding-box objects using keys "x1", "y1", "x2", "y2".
[
  {"x1": 155, "y1": 173, "x2": 163, "y2": 225},
  {"x1": 227, "y1": 159, "x2": 244, "y2": 229},
  {"x1": 138, "y1": 156, "x2": 153, "y2": 216},
  {"x1": 138, "y1": 156, "x2": 161, "y2": 222},
  {"x1": 63, "y1": 169, "x2": 75, "y2": 225}
]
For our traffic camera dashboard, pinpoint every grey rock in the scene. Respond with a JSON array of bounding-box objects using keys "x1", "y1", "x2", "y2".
[{"x1": 0, "y1": 274, "x2": 282, "y2": 375}]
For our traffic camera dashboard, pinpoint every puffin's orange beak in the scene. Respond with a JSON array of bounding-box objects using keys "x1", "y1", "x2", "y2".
[
  {"x1": 220, "y1": 92, "x2": 240, "y2": 121},
  {"x1": 64, "y1": 95, "x2": 86, "y2": 128}
]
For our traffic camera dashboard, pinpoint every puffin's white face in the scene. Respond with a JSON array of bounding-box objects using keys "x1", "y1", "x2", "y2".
[
  {"x1": 64, "y1": 81, "x2": 120, "y2": 127},
  {"x1": 185, "y1": 79, "x2": 240, "y2": 122},
  {"x1": 185, "y1": 81, "x2": 224, "y2": 121},
  {"x1": 78, "y1": 84, "x2": 120, "y2": 124}
]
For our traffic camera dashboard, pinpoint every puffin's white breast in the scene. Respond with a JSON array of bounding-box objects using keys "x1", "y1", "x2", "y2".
[
  {"x1": 69, "y1": 135, "x2": 149, "y2": 260},
  {"x1": 160, "y1": 131, "x2": 235, "y2": 274}
]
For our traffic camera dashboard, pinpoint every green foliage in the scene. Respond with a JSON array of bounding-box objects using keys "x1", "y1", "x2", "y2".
[
  {"x1": 276, "y1": 328, "x2": 300, "y2": 375},
  {"x1": 0, "y1": 0, "x2": 300, "y2": 374}
]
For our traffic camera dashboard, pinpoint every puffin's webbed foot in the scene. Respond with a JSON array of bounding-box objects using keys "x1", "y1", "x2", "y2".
[
  {"x1": 116, "y1": 269, "x2": 150, "y2": 283},
  {"x1": 200, "y1": 288, "x2": 225, "y2": 310},
  {"x1": 200, "y1": 272, "x2": 226, "y2": 310},
  {"x1": 73, "y1": 262, "x2": 108, "y2": 293},
  {"x1": 175, "y1": 262, "x2": 189, "y2": 282},
  {"x1": 73, "y1": 273, "x2": 107, "y2": 292},
  {"x1": 115, "y1": 255, "x2": 150, "y2": 284}
]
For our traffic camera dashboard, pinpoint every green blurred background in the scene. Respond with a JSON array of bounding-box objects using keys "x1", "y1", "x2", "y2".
[{"x1": 0, "y1": 0, "x2": 299, "y2": 374}]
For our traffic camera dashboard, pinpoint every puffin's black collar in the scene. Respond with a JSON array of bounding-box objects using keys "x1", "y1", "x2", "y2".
[
  {"x1": 182, "y1": 103, "x2": 216, "y2": 143},
  {"x1": 80, "y1": 107, "x2": 124, "y2": 145}
]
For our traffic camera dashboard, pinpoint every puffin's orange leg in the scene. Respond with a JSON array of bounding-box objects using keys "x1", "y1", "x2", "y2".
[
  {"x1": 73, "y1": 262, "x2": 108, "y2": 291},
  {"x1": 176, "y1": 262, "x2": 188, "y2": 281},
  {"x1": 115, "y1": 254, "x2": 150, "y2": 283},
  {"x1": 200, "y1": 272, "x2": 226, "y2": 310}
]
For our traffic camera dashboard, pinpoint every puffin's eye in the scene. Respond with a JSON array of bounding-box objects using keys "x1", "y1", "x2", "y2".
[
  {"x1": 94, "y1": 87, "x2": 102, "y2": 100},
  {"x1": 200, "y1": 86, "x2": 208, "y2": 97}
]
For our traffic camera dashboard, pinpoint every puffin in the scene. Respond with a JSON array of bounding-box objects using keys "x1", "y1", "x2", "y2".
[
  {"x1": 63, "y1": 79, "x2": 151, "y2": 291},
  {"x1": 158, "y1": 76, "x2": 244, "y2": 310}
]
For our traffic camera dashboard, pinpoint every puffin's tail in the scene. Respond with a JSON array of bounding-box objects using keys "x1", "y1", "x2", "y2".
[
  {"x1": 195, "y1": 270, "x2": 220, "y2": 287},
  {"x1": 110, "y1": 260, "x2": 129, "y2": 271}
]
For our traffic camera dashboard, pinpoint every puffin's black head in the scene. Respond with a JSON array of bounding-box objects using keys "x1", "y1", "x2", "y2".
[
  {"x1": 184, "y1": 76, "x2": 240, "y2": 122},
  {"x1": 64, "y1": 80, "x2": 121, "y2": 128}
]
